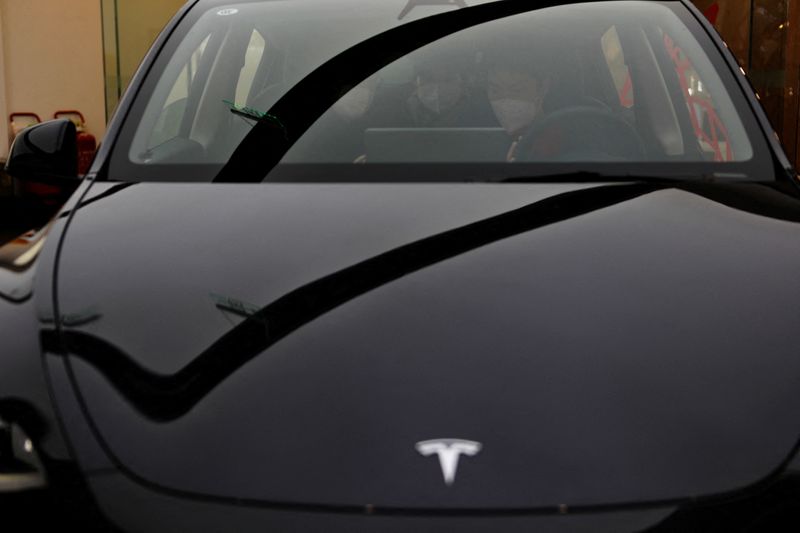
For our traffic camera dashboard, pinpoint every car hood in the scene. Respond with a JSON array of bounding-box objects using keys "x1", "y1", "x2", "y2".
[{"x1": 53, "y1": 179, "x2": 800, "y2": 511}]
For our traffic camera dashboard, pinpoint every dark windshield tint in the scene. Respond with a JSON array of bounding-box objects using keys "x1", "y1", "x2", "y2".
[{"x1": 108, "y1": 0, "x2": 774, "y2": 183}]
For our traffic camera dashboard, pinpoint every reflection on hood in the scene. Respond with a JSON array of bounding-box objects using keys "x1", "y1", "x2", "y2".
[
  {"x1": 47, "y1": 182, "x2": 666, "y2": 421},
  {"x1": 46, "y1": 181, "x2": 800, "y2": 423}
]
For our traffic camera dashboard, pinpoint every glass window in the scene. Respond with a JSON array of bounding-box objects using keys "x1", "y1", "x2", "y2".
[
  {"x1": 112, "y1": 0, "x2": 772, "y2": 182},
  {"x1": 235, "y1": 30, "x2": 266, "y2": 106},
  {"x1": 663, "y1": 30, "x2": 739, "y2": 161},
  {"x1": 601, "y1": 26, "x2": 634, "y2": 109},
  {"x1": 148, "y1": 34, "x2": 211, "y2": 149}
]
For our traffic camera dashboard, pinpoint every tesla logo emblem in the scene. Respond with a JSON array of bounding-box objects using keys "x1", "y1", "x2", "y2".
[{"x1": 415, "y1": 439, "x2": 482, "y2": 486}]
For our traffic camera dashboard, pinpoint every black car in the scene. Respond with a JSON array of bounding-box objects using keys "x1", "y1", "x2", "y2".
[{"x1": 3, "y1": 0, "x2": 800, "y2": 531}]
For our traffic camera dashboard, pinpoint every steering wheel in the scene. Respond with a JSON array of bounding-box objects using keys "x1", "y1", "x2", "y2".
[{"x1": 515, "y1": 105, "x2": 646, "y2": 162}]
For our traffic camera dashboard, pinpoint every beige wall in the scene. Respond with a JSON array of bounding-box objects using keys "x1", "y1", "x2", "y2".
[
  {"x1": 117, "y1": 0, "x2": 185, "y2": 92},
  {"x1": 0, "y1": 0, "x2": 106, "y2": 159},
  {"x1": 0, "y1": 5, "x2": 7, "y2": 160}
]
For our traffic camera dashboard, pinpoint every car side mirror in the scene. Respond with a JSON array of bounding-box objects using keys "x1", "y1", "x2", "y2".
[
  {"x1": 4, "y1": 119, "x2": 80, "y2": 205},
  {"x1": 5, "y1": 119, "x2": 78, "y2": 181}
]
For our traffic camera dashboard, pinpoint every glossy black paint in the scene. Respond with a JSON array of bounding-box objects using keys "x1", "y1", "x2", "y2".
[
  {"x1": 5, "y1": 119, "x2": 78, "y2": 181},
  {"x1": 50, "y1": 182, "x2": 660, "y2": 422},
  {"x1": 49, "y1": 179, "x2": 800, "y2": 514}
]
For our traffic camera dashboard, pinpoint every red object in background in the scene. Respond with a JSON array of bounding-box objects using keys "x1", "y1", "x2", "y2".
[
  {"x1": 703, "y1": 3, "x2": 720, "y2": 25},
  {"x1": 663, "y1": 32, "x2": 732, "y2": 162},
  {"x1": 54, "y1": 110, "x2": 97, "y2": 175},
  {"x1": 618, "y1": 74, "x2": 634, "y2": 108},
  {"x1": 16, "y1": 180, "x2": 68, "y2": 207}
]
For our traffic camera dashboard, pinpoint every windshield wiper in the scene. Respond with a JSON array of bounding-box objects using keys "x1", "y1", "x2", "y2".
[{"x1": 223, "y1": 100, "x2": 286, "y2": 134}]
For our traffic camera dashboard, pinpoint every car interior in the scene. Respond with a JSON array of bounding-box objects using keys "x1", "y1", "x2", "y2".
[{"x1": 126, "y1": 3, "x2": 754, "y2": 178}]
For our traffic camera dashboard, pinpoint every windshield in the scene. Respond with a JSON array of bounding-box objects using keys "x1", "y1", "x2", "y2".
[{"x1": 109, "y1": 0, "x2": 773, "y2": 183}]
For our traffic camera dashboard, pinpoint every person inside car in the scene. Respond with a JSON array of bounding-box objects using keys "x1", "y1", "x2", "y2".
[
  {"x1": 485, "y1": 44, "x2": 640, "y2": 162},
  {"x1": 486, "y1": 53, "x2": 554, "y2": 162},
  {"x1": 402, "y1": 50, "x2": 494, "y2": 128},
  {"x1": 407, "y1": 65, "x2": 466, "y2": 126}
]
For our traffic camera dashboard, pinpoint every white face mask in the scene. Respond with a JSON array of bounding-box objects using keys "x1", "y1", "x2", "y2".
[
  {"x1": 416, "y1": 81, "x2": 462, "y2": 115},
  {"x1": 490, "y1": 98, "x2": 541, "y2": 136},
  {"x1": 332, "y1": 85, "x2": 374, "y2": 119}
]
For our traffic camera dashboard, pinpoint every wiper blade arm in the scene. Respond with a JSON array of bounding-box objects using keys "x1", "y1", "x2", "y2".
[{"x1": 224, "y1": 100, "x2": 287, "y2": 133}]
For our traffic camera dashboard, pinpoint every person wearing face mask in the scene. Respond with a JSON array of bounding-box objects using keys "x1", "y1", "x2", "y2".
[
  {"x1": 402, "y1": 52, "x2": 493, "y2": 128},
  {"x1": 407, "y1": 67, "x2": 466, "y2": 126},
  {"x1": 487, "y1": 60, "x2": 555, "y2": 162}
]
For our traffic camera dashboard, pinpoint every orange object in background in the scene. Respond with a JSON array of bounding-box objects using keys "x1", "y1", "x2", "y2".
[{"x1": 54, "y1": 110, "x2": 97, "y2": 175}]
